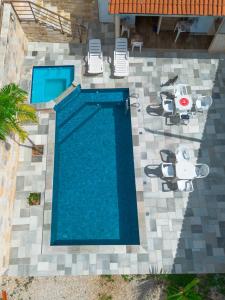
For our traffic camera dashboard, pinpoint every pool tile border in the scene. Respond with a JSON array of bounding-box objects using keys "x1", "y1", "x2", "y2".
[{"x1": 39, "y1": 86, "x2": 148, "y2": 256}]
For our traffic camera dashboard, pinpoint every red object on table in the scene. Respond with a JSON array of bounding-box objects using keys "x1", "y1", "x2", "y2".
[
  {"x1": 179, "y1": 97, "x2": 189, "y2": 106},
  {"x1": 2, "y1": 290, "x2": 7, "y2": 300}
]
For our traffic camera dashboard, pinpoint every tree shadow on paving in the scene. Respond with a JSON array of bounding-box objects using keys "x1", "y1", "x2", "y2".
[{"x1": 172, "y1": 58, "x2": 225, "y2": 274}]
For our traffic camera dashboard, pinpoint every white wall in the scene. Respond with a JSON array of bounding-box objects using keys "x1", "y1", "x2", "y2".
[{"x1": 98, "y1": 0, "x2": 113, "y2": 22}]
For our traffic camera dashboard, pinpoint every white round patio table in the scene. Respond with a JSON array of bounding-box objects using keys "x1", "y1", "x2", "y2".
[
  {"x1": 175, "y1": 160, "x2": 196, "y2": 180},
  {"x1": 175, "y1": 95, "x2": 193, "y2": 111}
]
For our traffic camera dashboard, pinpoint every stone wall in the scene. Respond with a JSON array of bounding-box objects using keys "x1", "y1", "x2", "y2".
[
  {"x1": 0, "y1": 139, "x2": 19, "y2": 274},
  {"x1": 0, "y1": 3, "x2": 28, "y2": 87},
  {"x1": 0, "y1": 4, "x2": 27, "y2": 274}
]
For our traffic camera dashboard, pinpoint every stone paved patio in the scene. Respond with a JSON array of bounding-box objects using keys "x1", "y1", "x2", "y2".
[{"x1": 6, "y1": 41, "x2": 225, "y2": 275}]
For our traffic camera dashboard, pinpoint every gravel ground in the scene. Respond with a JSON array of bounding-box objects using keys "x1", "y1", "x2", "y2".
[{"x1": 0, "y1": 276, "x2": 165, "y2": 300}]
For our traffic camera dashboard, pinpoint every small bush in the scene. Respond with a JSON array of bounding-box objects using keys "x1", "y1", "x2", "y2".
[
  {"x1": 98, "y1": 293, "x2": 112, "y2": 300},
  {"x1": 100, "y1": 275, "x2": 114, "y2": 282},
  {"x1": 27, "y1": 193, "x2": 41, "y2": 205},
  {"x1": 121, "y1": 275, "x2": 137, "y2": 282}
]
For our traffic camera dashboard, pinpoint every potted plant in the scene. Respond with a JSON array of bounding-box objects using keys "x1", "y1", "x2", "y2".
[{"x1": 27, "y1": 192, "x2": 41, "y2": 206}]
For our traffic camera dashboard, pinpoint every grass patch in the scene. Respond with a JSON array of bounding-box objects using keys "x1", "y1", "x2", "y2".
[
  {"x1": 98, "y1": 293, "x2": 112, "y2": 300},
  {"x1": 100, "y1": 275, "x2": 114, "y2": 282}
]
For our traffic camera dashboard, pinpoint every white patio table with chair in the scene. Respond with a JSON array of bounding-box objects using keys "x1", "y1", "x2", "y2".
[
  {"x1": 174, "y1": 94, "x2": 193, "y2": 112},
  {"x1": 174, "y1": 94, "x2": 193, "y2": 124},
  {"x1": 175, "y1": 160, "x2": 196, "y2": 180}
]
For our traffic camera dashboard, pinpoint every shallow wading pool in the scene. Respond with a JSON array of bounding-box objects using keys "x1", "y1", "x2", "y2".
[{"x1": 30, "y1": 65, "x2": 74, "y2": 103}]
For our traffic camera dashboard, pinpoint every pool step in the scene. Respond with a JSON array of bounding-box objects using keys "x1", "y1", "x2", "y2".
[{"x1": 57, "y1": 102, "x2": 101, "y2": 143}]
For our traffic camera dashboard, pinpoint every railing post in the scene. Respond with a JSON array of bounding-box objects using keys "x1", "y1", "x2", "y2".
[
  {"x1": 3, "y1": 0, "x2": 85, "y2": 41},
  {"x1": 78, "y1": 25, "x2": 82, "y2": 43},
  {"x1": 58, "y1": 15, "x2": 63, "y2": 34},
  {"x1": 28, "y1": 1, "x2": 37, "y2": 22},
  {"x1": 9, "y1": 1, "x2": 21, "y2": 22}
]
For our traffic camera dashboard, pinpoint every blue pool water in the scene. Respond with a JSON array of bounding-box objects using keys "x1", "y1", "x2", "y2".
[
  {"x1": 30, "y1": 66, "x2": 74, "y2": 103},
  {"x1": 51, "y1": 86, "x2": 140, "y2": 245}
]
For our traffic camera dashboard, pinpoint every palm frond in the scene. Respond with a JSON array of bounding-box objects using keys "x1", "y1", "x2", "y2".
[
  {"x1": 8, "y1": 121, "x2": 28, "y2": 142},
  {"x1": 0, "y1": 83, "x2": 36, "y2": 141}
]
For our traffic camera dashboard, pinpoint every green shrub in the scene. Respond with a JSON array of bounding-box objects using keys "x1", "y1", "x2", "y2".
[
  {"x1": 165, "y1": 275, "x2": 201, "y2": 300},
  {"x1": 27, "y1": 193, "x2": 41, "y2": 205},
  {"x1": 100, "y1": 275, "x2": 114, "y2": 282},
  {"x1": 98, "y1": 293, "x2": 112, "y2": 300}
]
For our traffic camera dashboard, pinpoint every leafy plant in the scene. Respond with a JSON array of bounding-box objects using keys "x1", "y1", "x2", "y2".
[
  {"x1": 199, "y1": 274, "x2": 225, "y2": 297},
  {"x1": 0, "y1": 83, "x2": 37, "y2": 142},
  {"x1": 166, "y1": 275, "x2": 201, "y2": 300},
  {"x1": 27, "y1": 193, "x2": 41, "y2": 205},
  {"x1": 98, "y1": 293, "x2": 112, "y2": 300},
  {"x1": 101, "y1": 275, "x2": 114, "y2": 282},
  {"x1": 121, "y1": 275, "x2": 138, "y2": 282}
]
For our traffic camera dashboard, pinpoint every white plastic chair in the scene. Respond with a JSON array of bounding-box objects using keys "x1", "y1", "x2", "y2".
[
  {"x1": 177, "y1": 180, "x2": 194, "y2": 192},
  {"x1": 161, "y1": 163, "x2": 175, "y2": 178},
  {"x1": 162, "y1": 99, "x2": 174, "y2": 115},
  {"x1": 87, "y1": 39, "x2": 103, "y2": 74},
  {"x1": 195, "y1": 164, "x2": 210, "y2": 178},
  {"x1": 175, "y1": 145, "x2": 192, "y2": 162},
  {"x1": 131, "y1": 41, "x2": 143, "y2": 52},
  {"x1": 179, "y1": 112, "x2": 190, "y2": 125},
  {"x1": 174, "y1": 84, "x2": 189, "y2": 97},
  {"x1": 121, "y1": 23, "x2": 130, "y2": 38},
  {"x1": 113, "y1": 38, "x2": 129, "y2": 77},
  {"x1": 174, "y1": 21, "x2": 191, "y2": 43},
  {"x1": 195, "y1": 96, "x2": 213, "y2": 112}
]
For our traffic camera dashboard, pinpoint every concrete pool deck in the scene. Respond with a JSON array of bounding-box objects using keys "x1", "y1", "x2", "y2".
[{"x1": 6, "y1": 42, "x2": 225, "y2": 275}]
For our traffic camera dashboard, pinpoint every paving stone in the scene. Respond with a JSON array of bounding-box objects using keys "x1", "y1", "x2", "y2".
[
  {"x1": 16, "y1": 176, "x2": 24, "y2": 191},
  {"x1": 191, "y1": 225, "x2": 203, "y2": 233},
  {"x1": 6, "y1": 40, "x2": 225, "y2": 276}
]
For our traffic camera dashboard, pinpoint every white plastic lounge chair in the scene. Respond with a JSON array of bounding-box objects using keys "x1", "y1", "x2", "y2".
[
  {"x1": 161, "y1": 163, "x2": 175, "y2": 178},
  {"x1": 113, "y1": 38, "x2": 129, "y2": 77},
  {"x1": 87, "y1": 39, "x2": 103, "y2": 74},
  {"x1": 177, "y1": 179, "x2": 194, "y2": 192},
  {"x1": 195, "y1": 164, "x2": 210, "y2": 178},
  {"x1": 195, "y1": 95, "x2": 213, "y2": 112}
]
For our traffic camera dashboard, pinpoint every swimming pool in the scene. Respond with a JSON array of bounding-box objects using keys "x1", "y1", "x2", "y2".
[
  {"x1": 51, "y1": 86, "x2": 139, "y2": 245},
  {"x1": 30, "y1": 66, "x2": 74, "y2": 103}
]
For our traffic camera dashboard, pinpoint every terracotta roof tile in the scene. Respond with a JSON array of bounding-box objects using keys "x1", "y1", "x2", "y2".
[{"x1": 108, "y1": 0, "x2": 225, "y2": 16}]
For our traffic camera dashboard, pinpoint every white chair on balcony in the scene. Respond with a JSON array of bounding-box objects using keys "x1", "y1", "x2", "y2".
[
  {"x1": 195, "y1": 164, "x2": 210, "y2": 178},
  {"x1": 87, "y1": 39, "x2": 103, "y2": 74},
  {"x1": 121, "y1": 23, "x2": 130, "y2": 38},
  {"x1": 161, "y1": 163, "x2": 175, "y2": 179},
  {"x1": 177, "y1": 179, "x2": 194, "y2": 192},
  {"x1": 174, "y1": 21, "x2": 191, "y2": 43},
  {"x1": 195, "y1": 95, "x2": 213, "y2": 112},
  {"x1": 113, "y1": 38, "x2": 129, "y2": 77}
]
